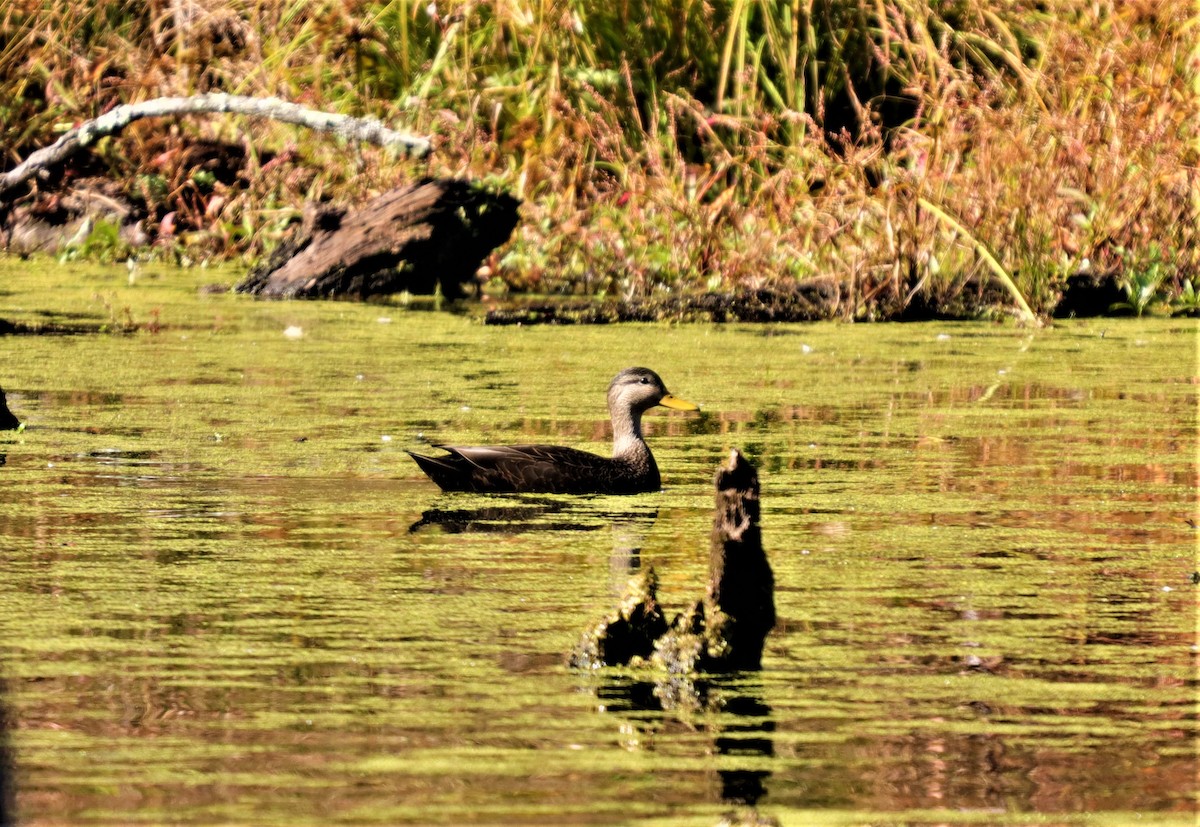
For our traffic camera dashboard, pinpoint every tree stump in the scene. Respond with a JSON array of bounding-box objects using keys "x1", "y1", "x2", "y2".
[
  {"x1": 236, "y1": 178, "x2": 520, "y2": 299},
  {"x1": 705, "y1": 448, "x2": 776, "y2": 669},
  {"x1": 572, "y1": 449, "x2": 776, "y2": 672}
]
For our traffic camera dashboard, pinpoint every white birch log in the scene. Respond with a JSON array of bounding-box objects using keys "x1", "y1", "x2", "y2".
[{"x1": 0, "y1": 94, "x2": 431, "y2": 198}]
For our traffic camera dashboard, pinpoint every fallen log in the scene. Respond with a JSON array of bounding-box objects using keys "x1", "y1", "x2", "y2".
[
  {"x1": 235, "y1": 178, "x2": 520, "y2": 299},
  {"x1": 572, "y1": 449, "x2": 776, "y2": 672}
]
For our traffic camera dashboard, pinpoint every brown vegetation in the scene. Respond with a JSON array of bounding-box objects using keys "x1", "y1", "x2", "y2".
[{"x1": 1, "y1": 0, "x2": 1196, "y2": 318}]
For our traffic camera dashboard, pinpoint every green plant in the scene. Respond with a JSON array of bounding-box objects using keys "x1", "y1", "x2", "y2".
[
  {"x1": 58, "y1": 218, "x2": 130, "y2": 264},
  {"x1": 1111, "y1": 262, "x2": 1169, "y2": 317},
  {"x1": 1169, "y1": 279, "x2": 1200, "y2": 317}
]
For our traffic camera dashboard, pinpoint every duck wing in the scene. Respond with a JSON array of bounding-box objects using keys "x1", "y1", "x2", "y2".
[{"x1": 408, "y1": 444, "x2": 648, "y2": 494}]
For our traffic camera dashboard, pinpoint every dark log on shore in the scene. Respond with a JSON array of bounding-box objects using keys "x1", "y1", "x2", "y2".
[
  {"x1": 235, "y1": 179, "x2": 520, "y2": 300},
  {"x1": 572, "y1": 449, "x2": 775, "y2": 672}
]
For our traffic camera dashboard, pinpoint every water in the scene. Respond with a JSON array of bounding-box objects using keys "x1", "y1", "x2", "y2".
[{"x1": 1, "y1": 261, "x2": 1196, "y2": 826}]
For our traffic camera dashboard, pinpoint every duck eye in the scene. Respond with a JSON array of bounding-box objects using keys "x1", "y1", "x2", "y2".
[{"x1": 640, "y1": 377, "x2": 649, "y2": 384}]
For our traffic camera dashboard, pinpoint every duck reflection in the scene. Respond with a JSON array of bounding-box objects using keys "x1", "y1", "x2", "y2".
[
  {"x1": 607, "y1": 509, "x2": 657, "y2": 592},
  {"x1": 0, "y1": 382, "x2": 16, "y2": 469},
  {"x1": 408, "y1": 496, "x2": 659, "y2": 577},
  {"x1": 407, "y1": 498, "x2": 590, "y2": 534}
]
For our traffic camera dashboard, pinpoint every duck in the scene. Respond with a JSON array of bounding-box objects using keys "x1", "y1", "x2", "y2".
[{"x1": 407, "y1": 367, "x2": 699, "y2": 494}]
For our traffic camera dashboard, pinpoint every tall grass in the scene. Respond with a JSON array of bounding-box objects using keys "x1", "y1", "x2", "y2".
[{"x1": 1, "y1": 0, "x2": 1196, "y2": 316}]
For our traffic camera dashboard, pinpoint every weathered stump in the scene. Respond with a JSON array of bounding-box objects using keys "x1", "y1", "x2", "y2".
[
  {"x1": 572, "y1": 449, "x2": 775, "y2": 673},
  {"x1": 0, "y1": 178, "x2": 148, "y2": 255},
  {"x1": 704, "y1": 449, "x2": 776, "y2": 669},
  {"x1": 236, "y1": 178, "x2": 519, "y2": 299}
]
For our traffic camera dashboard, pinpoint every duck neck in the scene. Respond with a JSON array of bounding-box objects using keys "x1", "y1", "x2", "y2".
[{"x1": 610, "y1": 404, "x2": 650, "y2": 463}]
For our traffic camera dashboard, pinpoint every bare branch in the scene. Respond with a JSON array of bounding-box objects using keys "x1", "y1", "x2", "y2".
[{"x1": 0, "y1": 94, "x2": 431, "y2": 199}]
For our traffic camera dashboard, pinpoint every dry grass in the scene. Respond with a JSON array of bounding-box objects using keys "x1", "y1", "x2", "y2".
[{"x1": 1, "y1": 0, "x2": 1196, "y2": 316}]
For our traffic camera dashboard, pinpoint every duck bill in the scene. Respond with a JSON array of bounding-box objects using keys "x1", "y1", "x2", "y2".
[{"x1": 659, "y1": 394, "x2": 700, "y2": 412}]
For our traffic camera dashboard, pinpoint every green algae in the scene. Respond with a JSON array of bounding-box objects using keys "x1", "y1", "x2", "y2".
[{"x1": 0, "y1": 258, "x2": 1196, "y2": 825}]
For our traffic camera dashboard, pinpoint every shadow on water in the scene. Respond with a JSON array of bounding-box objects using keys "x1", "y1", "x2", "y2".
[
  {"x1": 594, "y1": 672, "x2": 776, "y2": 808},
  {"x1": 716, "y1": 693, "x2": 776, "y2": 807}
]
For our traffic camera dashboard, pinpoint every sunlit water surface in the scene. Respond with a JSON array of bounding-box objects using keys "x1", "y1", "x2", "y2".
[{"x1": 0, "y1": 261, "x2": 1196, "y2": 826}]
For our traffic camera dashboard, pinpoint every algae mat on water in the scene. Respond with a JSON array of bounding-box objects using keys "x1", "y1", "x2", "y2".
[{"x1": 0, "y1": 260, "x2": 1196, "y2": 826}]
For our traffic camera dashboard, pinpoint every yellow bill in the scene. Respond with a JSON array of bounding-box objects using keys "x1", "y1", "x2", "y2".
[{"x1": 659, "y1": 393, "x2": 700, "y2": 411}]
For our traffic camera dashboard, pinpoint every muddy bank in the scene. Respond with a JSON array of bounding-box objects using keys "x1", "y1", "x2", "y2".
[
  {"x1": 486, "y1": 282, "x2": 842, "y2": 325},
  {"x1": 483, "y1": 271, "x2": 1136, "y2": 324},
  {"x1": 0, "y1": 140, "x2": 262, "y2": 256},
  {"x1": 0, "y1": 159, "x2": 1147, "y2": 321}
]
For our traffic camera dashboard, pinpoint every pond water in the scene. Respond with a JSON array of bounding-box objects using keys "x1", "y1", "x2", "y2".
[{"x1": 0, "y1": 260, "x2": 1196, "y2": 826}]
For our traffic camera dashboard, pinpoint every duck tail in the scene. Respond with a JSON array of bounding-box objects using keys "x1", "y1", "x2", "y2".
[{"x1": 407, "y1": 449, "x2": 463, "y2": 490}]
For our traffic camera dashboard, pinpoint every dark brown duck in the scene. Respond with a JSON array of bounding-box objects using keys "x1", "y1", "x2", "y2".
[{"x1": 408, "y1": 367, "x2": 699, "y2": 494}]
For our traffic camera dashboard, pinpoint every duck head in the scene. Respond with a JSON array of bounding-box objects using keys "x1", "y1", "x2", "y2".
[{"x1": 607, "y1": 367, "x2": 699, "y2": 416}]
